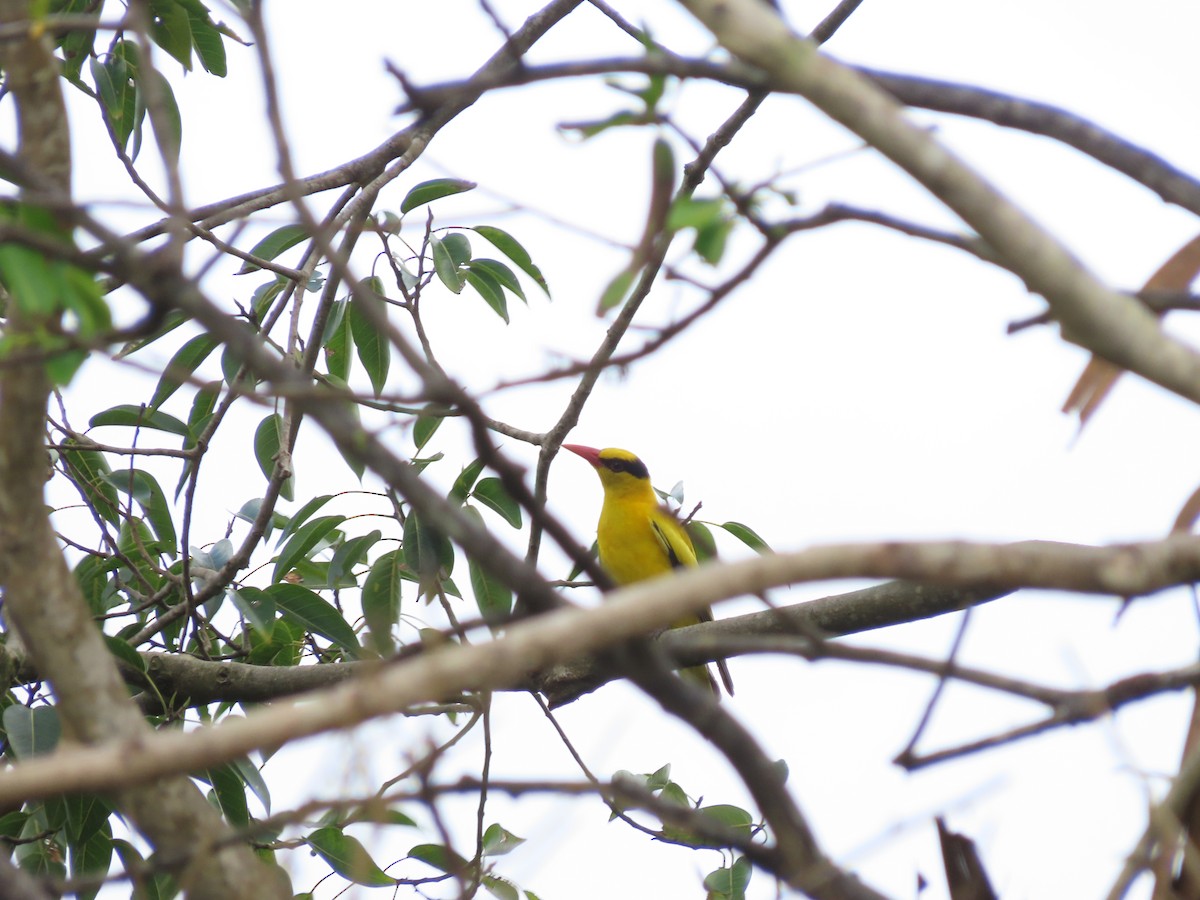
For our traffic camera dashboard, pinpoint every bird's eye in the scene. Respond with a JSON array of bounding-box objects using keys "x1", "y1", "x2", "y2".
[{"x1": 608, "y1": 460, "x2": 625, "y2": 472}]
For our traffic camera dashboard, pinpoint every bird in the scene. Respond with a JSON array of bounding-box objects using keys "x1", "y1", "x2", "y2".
[{"x1": 563, "y1": 444, "x2": 734, "y2": 697}]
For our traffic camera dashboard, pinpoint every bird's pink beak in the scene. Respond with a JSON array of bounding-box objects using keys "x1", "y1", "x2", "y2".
[{"x1": 563, "y1": 444, "x2": 602, "y2": 468}]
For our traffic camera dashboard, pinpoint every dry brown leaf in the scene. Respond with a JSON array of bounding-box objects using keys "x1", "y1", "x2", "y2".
[{"x1": 1063, "y1": 232, "x2": 1200, "y2": 428}]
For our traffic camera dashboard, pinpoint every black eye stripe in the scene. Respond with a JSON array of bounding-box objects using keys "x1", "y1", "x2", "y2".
[{"x1": 603, "y1": 456, "x2": 649, "y2": 480}]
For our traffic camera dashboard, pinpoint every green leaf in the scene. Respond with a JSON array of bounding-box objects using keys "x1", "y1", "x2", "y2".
[
  {"x1": 413, "y1": 410, "x2": 441, "y2": 451},
  {"x1": 104, "y1": 469, "x2": 178, "y2": 557},
  {"x1": 464, "y1": 509, "x2": 512, "y2": 624},
  {"x1": 308, "y1": 826, "x2": 395, "y2": 886},
  {"x1": 471, "y1": 477, "x2": 522, "y2": 528},
  {"x1": 232, "y1": 754, "x2": 271, "y2": 814},
  {"x1": 253, "y1": 414, "x2": 293, "y2": 501},
  {"x1": 139, "y1": 67, "x2": 182, "y2": 164},
  {"x1": 719, "y1": 521, "x2": 771, "y2": 554},
  {"x1": 471, "y1": 225, "x2": 549, "y2": 296},
  {"x1": 694, "y1": 217, "x2": 733, "y2": 266},
  {"x1": 113, "y1": 838, "x2": 174, "y2": 900},
  {"x1": 204, "y1": 762, "x2": 249, "y2": 826},
  {"x1": 430, "y1": 235, "x2": 464, "y2": 294},
  {"x1": 349, "y1": 279, "x2": 390, "y2": 396},
  {"x1": 275, "y1": 494, "x2": 336, "y2": 545},
  {"x1": 149, "y1": 0, "x2": 194, "y2": 69},
  {"x1": 483, "y1": 875, "x2": 520, "y2": 900},
  {"x1": 409, "y1": 842, "x2": 468, "y2": 874},
  {"x1": 183, "y1": 0, "x2": 228, "y2": 76},
  {"x1": 685, "y1": 520, "x2": 717, "y2": 564},
  {"x1": 148, "y1": 333, "x2": 218, "y2": 410},
  {"x1": 441, "y1": 232, "x2": 472, "y2": 266},
  {"x1": 231, "y1": 587, "x2": 276, "y2": 638},
  {"x1": 403, "y1": 510, "x2": 453, "y2": 597},
  {"x1": 399, "y1": 178, "x2": 476, "y2": 215},
  {"x1": 481, "y1": 823, "x2": 525, "y2": 857},
  {"x1": 64, "y1": 792, "x2": 113, "y2": 846},
  {"x1": 104, "y1": 635, "x2": 146, "y2": 673},
  {"x1": 90, "y1": 42, "x2": 140, "y2": 151},
  {"x1": 328, "y1": 529, "x2": 381, "y2": 588},
  {"x1": 361, "y1": 548, "x2": 403, "y2": 655},
  {"x1": 60, "y1": 442, "x2": 120, "y2": 525},
  {"x1": 704, "y1": 856, "x2": 752, "y2": 900},
  {"x1": 272, "y1": 515, "x2": 346, "y2": 584},
  {"x1": 267, "y1": 583, "x2": 360, "y2": 657},
  {"x1": 700, "y1": 804, "x2": 754, "y2": 836},
  {"x1": 3, "y1": 705, "x2": 61, "y2": 758},
  {"x1": 90, "y1": 404, "x2": 189, "y2": 437},
  {"x1": 667, "y1": 196, "x2": 725, "y2": 231},
  {"x1": 323, "y1": 299, "x2": 353, "y2": 382},
  {"x1": 450, "y1": 458, "x2": 486, "y2": 503},
  {"x1": 468, "y1": 258, "x2": 526, "y2": 302},
  {"x1": 596, "y1": 268, "x2": 635, "y2": 314},
  {"x1": 69, "y1": 818, "x2": 113, "y2": 900},
  {"x1": 237, "y1": 224, "x2": 307, "y2": 275},
  {"x1": 464, "y1": 268, "x2": 509, "y2": 323}
]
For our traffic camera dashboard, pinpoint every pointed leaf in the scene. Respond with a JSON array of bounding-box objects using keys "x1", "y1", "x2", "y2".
[
  {"x1": 149, "y1": 333, "x2": 218, "y2": 410},
  {"x1": 90, "y1": 404, "x2": 188, "y2": 437},
  {"x1": 472, "y1": 477, "x2": 522, "y2": 529},
  {"x1": 471, "y1": 226, "x2": 549, "y2": 296},
  {"x1": 362, "y1": 548, "x2": 403, "y2": 655},
  {"x1": 719, "y1": 521, "x2": 771, "y2": 554},
  {"x1": 267, "y1": 583, "x2": 360, "y2": 657},
  {"x1": 430, "y1": 235, "x2": 464, "y2": 293},
  {"x1": 464, "y1": 508, "x2": 512, "y2": 624},
  {"x1": 464, "y1": 268, "x2": 509, "y2": 323},
  {"x1": 400, "y1": 178, "x2": 476, "y2": 215},
  {"x1": 272, "y1": 515, "x2": 346, "y2": 584},
  {"x1": 253, "y1": 414, "x2": 293, "y2": 501},
  {"x1": 237, "y1": 223, "x2": 308, "y2": 274},
  {"x1": 349, "y1": 279, "x2": 390, "y2": 396},
  {"x1": 308, "y1": 826, "x2": 396, "y2": 886}
]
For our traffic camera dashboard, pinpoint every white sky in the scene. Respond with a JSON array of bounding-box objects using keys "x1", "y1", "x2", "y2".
[{"x1": 28, "y1": 0, "x2": 1200, "y2": 897}]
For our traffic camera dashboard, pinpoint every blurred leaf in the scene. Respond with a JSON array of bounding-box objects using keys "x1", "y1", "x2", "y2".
[
  {"x1": 400, "y1": 178, "x2": 476, "y2": 214},
  {"x1": 238, "y1": 224, "x2": 307, "y2": 275},
  {"x1": 667, "y1": 196, "x2": 725, "y2": 231},
  {"x1": 471, "y1": 226, "x2": 549, "y2": 296},
  {"x1": 104, "y1": 468, "x2": 177, "y2": 557},
  {"x1": 138, "y1": 67, "x2": 182, "y2": 164},
  {"x1": 471, "y1": 477, "x2": 522, "y2": 528},
  {"x1": 272, "y1": 515, "x2": 346, "y2": 584},
  {"x1": 90, "y1": 41, "x2": 140, "y2": 151},
  {"x1": 202, "y1": 762, "x2": 249, "y2": 826},
  {"x1": 148, "y1": 333, "x2": 218, "y2": 410},
  {"x1": 350, "y1": 278, "x2": 390, "y2": 396},
  {"x1": 267, "y1": 583, "x2": 360, "y2": 657},
  {"x1": 483, "y1": 875, "x2": 519, "y2": 900},
  {"x1": 403, "y1": 510, "x2": 453, "y2": 599},
  {"x1": 413, "y1": 410, "x2": 441, "y2": 450},
  {"x1": 482, "y1": 823, "x2": 525, "y2": 857},
  {"x1": 328, "y1": 529, "x2": 381, "y2": 588},
  {"x1": 409, "y1": 842, "x2": 468, "y2": 874},
  {"x1": 719, "y1": 521, "x2": 771, "y2": 554},
  {"x1": 103, "y1": 635, "x2": 146, "y2": 673},
  {"x1": 308, "y1": 826, "x2": 395, "y2": 886},
  {"x1": 3, "y1": 706, "x2": 61, "y2": 758},
  {"x1": 450, "y1": 458, "x2": 486, "y2": 503},
  {"x1": 596, "y1": 268, "x2": 634, "y2": 314},
  {"x1": 253, "y1": 413, "x2": 293, "y2": 501},
  {"x1": 464, "y1": 509, "x2": 512, "y2": 624},
  {"x1": 430, "y1": 235, "x2": 464, "y2": 294},
  {"x1": 704, "y1": 856, "x2": 752, "y2": 900},
  {"x1": 323, "y1": 299, "x2": 353, "y2": 382},
  {"x1": 685, "y1": 521, "x2": 717, "y2": 563},
  {"x1": 60, "y1": 442, "x2": 120, "y2": 525},
  {"x1": 275, "y1": 494, "x2": 335, "y2": 545},
  {"x1": 232, "y1": 754, "x2": 271, "y2": 814},
  {"x1": 362, "y1": 548, "x2": 403, "y2": 655},
  {"x1": 68, "y1": 818, "x2": 112, "y2": 900},
  {"x1": 90, "y1": 404, "x2": 188, "y2": 437},
  {"x1": 64, "y1": 793, "x2": 113, "y2": 847},
  {"x1": 231, "y1": 587, "x2": 276, "y2": 638}
]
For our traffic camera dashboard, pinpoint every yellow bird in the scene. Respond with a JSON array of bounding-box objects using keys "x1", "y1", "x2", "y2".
[{"x1": 564, "y1": 444, "x2": 734, "y2": 697}]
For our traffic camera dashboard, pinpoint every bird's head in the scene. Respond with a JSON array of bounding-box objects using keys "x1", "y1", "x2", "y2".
[{"x1": 563, "y1": 444, "x2": 651, "y2": 493}]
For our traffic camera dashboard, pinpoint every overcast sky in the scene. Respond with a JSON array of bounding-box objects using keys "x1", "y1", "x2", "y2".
[{"x1": 43, "y1": 1, "x2": 1200, "y2": 897}]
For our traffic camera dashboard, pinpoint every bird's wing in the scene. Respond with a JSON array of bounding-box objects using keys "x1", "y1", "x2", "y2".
[{"x1": 649, "y1": 511, "x2": 697, "y2": 570}]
